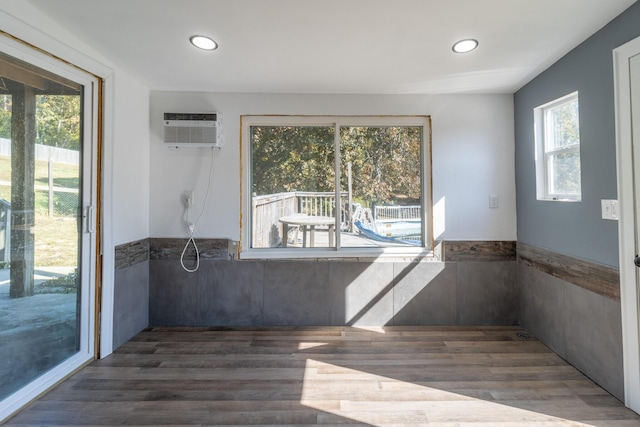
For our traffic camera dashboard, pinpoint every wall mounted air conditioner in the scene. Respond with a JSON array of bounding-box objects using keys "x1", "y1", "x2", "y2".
[{"x1": 163, "y1": 112, "x2": 221, "y2": 149}]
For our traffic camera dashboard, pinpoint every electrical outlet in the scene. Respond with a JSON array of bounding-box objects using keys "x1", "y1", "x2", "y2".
[
  {"x1": 489, "y1": 194, "x2": 499, "y2": 209},
  {"x1": 183, "y1": 190, "x2": 194, "y2": 208}
]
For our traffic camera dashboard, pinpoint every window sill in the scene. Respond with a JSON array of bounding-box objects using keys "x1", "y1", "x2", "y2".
[
  {"x1": 239, "y1": 247, "x2": 436, "y2": 262},
  {"x1": 538, "y1": 197, "x2": 581, "y2": 202}
]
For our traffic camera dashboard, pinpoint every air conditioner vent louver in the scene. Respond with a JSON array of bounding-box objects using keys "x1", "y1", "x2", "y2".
[{"x1": 163, "y1": 112, "x2": 221, "y2": 149}]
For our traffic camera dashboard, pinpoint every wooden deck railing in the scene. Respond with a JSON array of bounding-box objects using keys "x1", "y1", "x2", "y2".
[
  {"x1": 252, "y1": 191, "x2": 349, "y2": 248},
  {"x1": 252, "y1": 192, "x2": 297, "y2": 248}
]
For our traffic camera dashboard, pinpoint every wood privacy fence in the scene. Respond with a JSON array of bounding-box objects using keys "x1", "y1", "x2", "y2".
[{"x1": 252, "y1": 191, "x2": 349, "y2": 248}]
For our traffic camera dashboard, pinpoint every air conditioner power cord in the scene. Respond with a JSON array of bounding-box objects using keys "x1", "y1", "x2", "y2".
[{"x1": 180, "y1": 147, "x2": 216, "y2": 272}]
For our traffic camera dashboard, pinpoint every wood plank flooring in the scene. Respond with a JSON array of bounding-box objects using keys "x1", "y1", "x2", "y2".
[{"x1": 5, "y1": 326, "x2": 640, "y2": 426}]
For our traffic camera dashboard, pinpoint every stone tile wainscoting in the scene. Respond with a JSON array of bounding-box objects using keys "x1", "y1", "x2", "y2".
[
  {"x1": 517, "y1": 242, "x2": 623, "y2": 401},
  {"x1": 147, "y1": 239, "x2": 517, "y2": 327},
  {"x1": 113, "y1": 239, "x2": 150, "y2": 349}
]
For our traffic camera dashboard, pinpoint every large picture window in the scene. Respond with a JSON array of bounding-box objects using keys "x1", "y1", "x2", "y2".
[
  {"x1": 241, "y1": 115, "x2": 432, "y2": 258},
  {"x1": 534, "y1": 92, "x2": 582, "y2": 201}
]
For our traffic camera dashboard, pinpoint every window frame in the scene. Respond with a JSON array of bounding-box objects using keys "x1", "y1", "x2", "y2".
[
  {"x1": 534, "y1": 91, "x2": 582, "y2": 202},
  {"x1": 240, "y1": 115, "x2": 433, "y2": 259}
]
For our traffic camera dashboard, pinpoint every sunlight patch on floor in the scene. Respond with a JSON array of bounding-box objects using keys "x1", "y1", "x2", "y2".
[
  {"x1": 350, "y1": 326, "x2": 387, "y2": 333},
  {"x1": 297, "y1": 342, "x2": 328, "y2": 350},
  {"x1": 300, "y1": 358, "x2": 599, "y2": 426}
]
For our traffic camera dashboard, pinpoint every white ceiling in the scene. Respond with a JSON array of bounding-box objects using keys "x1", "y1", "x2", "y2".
[{"x1": 26, "y1": 0, "x2": 637, "y2": 94}]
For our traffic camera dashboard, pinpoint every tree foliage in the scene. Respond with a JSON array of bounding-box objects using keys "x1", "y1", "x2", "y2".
[
  {"x1": 251, "y1": 126, "x2": 335, "y2": 195},
  {"x1": 340, "y1": 126, "x2": 421, "y2": 206},
  {"x1": 546, "y1": 98, "x2": 581, "y2": 195},
  {"x1": 548, "y1": 98, "x2": 579, "y2": 148},
  {"x1": 0, "y1": 94, "x2": 81, "y2": 150},
  {"x1": 35, "y1": 95, "x2": 81, "y2": 150},
  {"x1": 251, "y1": 125, "x2": 422, "y2": 207}
]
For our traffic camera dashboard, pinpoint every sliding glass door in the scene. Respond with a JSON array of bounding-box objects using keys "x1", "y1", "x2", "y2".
[{"x1": 0, "y1": 37, "x2": 98, "y2": 418}]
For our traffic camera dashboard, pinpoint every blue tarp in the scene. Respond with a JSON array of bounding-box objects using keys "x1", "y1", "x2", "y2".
[{"x1": 353, "y1": 220, "x2": 421, "y2": 246}]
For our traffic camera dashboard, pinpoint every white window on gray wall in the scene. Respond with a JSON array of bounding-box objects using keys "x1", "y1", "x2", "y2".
[{"x1": 534, "y1": 92, "x2": 582, "y2": 201}]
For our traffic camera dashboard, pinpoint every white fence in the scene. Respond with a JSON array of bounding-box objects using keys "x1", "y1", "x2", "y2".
[
  {"x1": 374, "y1": 205, "x2": 421, "y2": 221},
  {"x1": 0, "y1": 138, "x2": 79, "y2": 218},
  {"x1": 0, "y1": 138, "x2": 79, "y2": 165}
]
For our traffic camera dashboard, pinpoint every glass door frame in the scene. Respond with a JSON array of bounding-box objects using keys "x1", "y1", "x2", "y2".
[{"x1": 0, "y1": 33, "x2": 99, "y2": 420}]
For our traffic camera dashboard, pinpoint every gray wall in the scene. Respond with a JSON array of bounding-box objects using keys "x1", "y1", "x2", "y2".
[
  {"x1": 519, "y1": 261, "x2": 623, "y2": 401},
  {"x1": 149, "y1": 259, "x2": 518, "y2": 328},
  {"x1": 147, "y1": 239, "x2": 518, "y2": 328},
  {"x1": 113, "y1": 240, "x2": 150, "y2": 350},
  {"x1": 514, "y1": 2, "x2": 640, "y2": 268}
]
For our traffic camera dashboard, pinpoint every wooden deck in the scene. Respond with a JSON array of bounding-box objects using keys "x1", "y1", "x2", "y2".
[
  {"x1": 288, "y1": 230, "x2": 415, "y2": 248},
  {"x1": 6, "y1": 326, "x2": 640, "y2": 426}
]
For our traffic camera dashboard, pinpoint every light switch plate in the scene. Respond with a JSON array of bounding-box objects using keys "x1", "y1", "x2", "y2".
[{"x1": 601, "y1": 199, "x2": 618, "y2": 220}]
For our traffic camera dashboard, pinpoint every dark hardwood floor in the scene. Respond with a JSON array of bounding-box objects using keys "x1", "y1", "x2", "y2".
[{"x1": 5, "y1": 326, "x2": 640, "y2": 426}]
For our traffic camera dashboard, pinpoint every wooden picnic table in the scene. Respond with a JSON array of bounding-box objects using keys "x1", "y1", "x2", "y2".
[{"x1": 279, "y1": 215, "x2": 335, "y2": 247}]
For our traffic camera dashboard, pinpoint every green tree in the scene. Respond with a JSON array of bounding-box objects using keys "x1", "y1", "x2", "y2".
[
  {"x1": 251, "y1": 124, "x2": 422, "y2": 207},
  {"x1": 547, "y1": 98, "x2": 581, "y2": 194},
  {"x1": 251, "y1": 126, "x2": 335, "y2": 195},
  {"x1": 0, "y1": 94, "x2": 81, "y2": 150},
  {"x1": 341, "y1": 126, "x2": 421, "y2": 206},
  {"x1": 35, "y1": 95, "x2": 81, "y2": 150}
]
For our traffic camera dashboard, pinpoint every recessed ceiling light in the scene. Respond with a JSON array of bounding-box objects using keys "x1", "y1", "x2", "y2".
[
  {"x1": 190, "y1": 35, "x2": 218, "y2": 51},
  {"x1": 452, "y1": 39, "x2": 478, "y2": 54}
]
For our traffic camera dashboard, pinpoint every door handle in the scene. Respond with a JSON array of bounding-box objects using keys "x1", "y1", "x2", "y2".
[
  {"x1": 635, "y1": 255, "x2": 640, "y2": 268},
  {"x1": 86, "y1": 205, "x2": 95, "y2": 233}
]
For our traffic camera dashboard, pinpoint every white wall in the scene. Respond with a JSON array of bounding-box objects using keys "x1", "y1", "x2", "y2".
[
  {"x1": 0, "y1": 0, "x2": 151, "y2": 356},
  {"x1": 150, "y1": 92, "x2": 516, "y2": 242},
  {"x1": 111, "y1": 76, "x2": 151, "y2": 245}
]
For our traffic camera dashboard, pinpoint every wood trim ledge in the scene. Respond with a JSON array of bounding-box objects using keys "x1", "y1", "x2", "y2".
[
  {"x1": 443, "y1": 241, "x2": 517, "y2": 262},
  {"x1": 517, "y1": 242, "x2": 620, "y2": 301}
]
